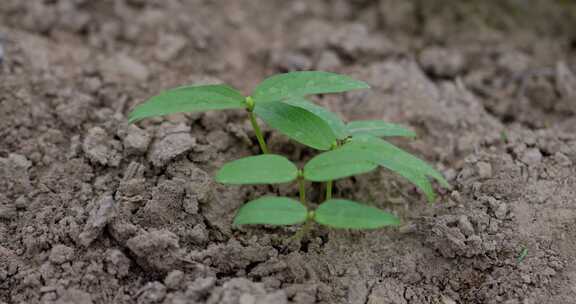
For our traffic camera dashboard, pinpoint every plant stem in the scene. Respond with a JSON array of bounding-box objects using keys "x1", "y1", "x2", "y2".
[
  {"x1": 325, "y1": 180, "x2": 333, "y2": 200},
  {"x1": 298, "y1": 175, "x2": 307, "y2": 207},
  {"x1": 290, "y1": 219, "x2": 312, "y2": 242},
  {"x1": 291, "y1": 182, "x2": 314, "y2": 242},
  {"x1": 324, "y1": 141, "x2": 338, "y2": 201},
  {"x1": 249, "y1": 111, "x2": 269, "y2": 154}
]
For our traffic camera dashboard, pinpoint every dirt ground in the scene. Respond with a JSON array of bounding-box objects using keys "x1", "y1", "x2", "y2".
[{"x1": 1, "y1": 1, "x2": 576, "y2": 303}]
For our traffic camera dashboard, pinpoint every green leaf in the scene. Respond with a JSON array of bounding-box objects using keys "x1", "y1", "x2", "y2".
[
  {"x1": 216, "y1": 155, "x2": 298, "y2": 185},
  {"x1": 254, "y1": 101, "x2": 337, "y2": 150},
  {"x1": 253, "y1": 71, "x2": 370, "y2": 103},
  {"x1": 348, "y1": 136, "x2": 449, "y2": 187},
  {"x1": 234, "y1": 197, "x2": 308, "y2": 226},
  {"x1": 314, "y1": 199, "x2": 400, "y2": 229},
  {"x1": 347, "y1": 120, "x2": 416, "y2": 138},
  {"x1": 128, "y1": 84, "x2": 245, "y2": 123},
  {"x1": 282, "y1": 98, "x2": 349, "y2": 140},
  {"x1": 303, "y1": 149, "x2": 377, "y2": 182},
  {"x1": 343, "y1": 135, "x2": 450, "y2": 202}
]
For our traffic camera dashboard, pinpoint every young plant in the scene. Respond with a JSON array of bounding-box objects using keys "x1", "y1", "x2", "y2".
[{"x1": 129, "y1": 71, "x2": 449, "y2": 232}]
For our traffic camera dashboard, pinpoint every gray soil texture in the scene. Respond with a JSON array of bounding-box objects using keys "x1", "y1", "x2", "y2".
[{"x1": 1, "y1": 1, "x2": 576, "y2": 303}]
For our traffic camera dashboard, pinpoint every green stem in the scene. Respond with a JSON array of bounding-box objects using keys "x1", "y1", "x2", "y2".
[
  {"x1": 291, "y1": 182, "x2": 314, "y2": 242},
  {"x1": 298, "y1": 174, "x2": 307, "y2": 207},
  {"x1": 245, "y1": 97, "x2": 269, "y2": 154},
  {"x1": 249, "y1": 111, "x2": 269, "y2": 154},
  {"x1": 324, "y1": 141, "x2": 338, "y2": 201},
  {"x1": 290, "y1": 219, "x2": 312, "y2": 242},
  {"x1": 326, "y1": 180, "x2": 333, "y2": 201}
]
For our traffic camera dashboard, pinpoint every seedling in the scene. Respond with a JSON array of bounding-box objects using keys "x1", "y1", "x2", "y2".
[
  {"x1": 517, "y1": 246, "x2": 528, "y2": 263},
  {"x1": 129, "y1": 71, "x2": 449, "y2": 233}
]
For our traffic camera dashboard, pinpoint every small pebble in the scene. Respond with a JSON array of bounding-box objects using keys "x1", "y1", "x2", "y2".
[
  {"x1": 272, "y1": 51, "x2": 312, "y2": 71},
  {"x1": 476, "y1": 161, "x2": 492, "y2": 179},
  {"x1": 495, "y1": 203, "x2": 508, "y2": 219},
  {"x1": 419, "y1": 47, "x2": 465, "y2": 77},
  {"x1": 137, "y1": 281, "x2": 167, "y2": 304},
  {"x1": 553, "y1": 152, "x2": 572, "y2": 167},
  {"x1": 148, "y1": 124, "x2": 196, "y2": 167},
  {"x1": 316, "y1": 50, "x2": 341, "y2": 70},
  {"x1": 103, "y1": 53, "x2": 150, "y2": 81},
  {"x1": 442, "y1": 295, "x2": 457, "y2": 304},
  {"x1": 488, "y1": 220, "x2": 499, "y2": 233},
  {"x1": 123, "y1": 125, "x2": 151, "y2": 156},
  {"x1": 0, "y1": 204, "x2": 17, "y2": 220},
  {"x1": 15, "y1": 196, "x2": 28, "y2": 209},
  {"x1": 458, "y1": 215, "x2": 475, "y2": 237},
  {"x1": 189, "y1": 223, "x2": 209, "y2": 244},
  {"x1": 155, "y1": 34, "x2": 187, "y2": 62},
  {"x1": 105, "y1": 249, "x2": 131, "y2": 278},
  {"x1": 49, "y1": 245, "x2": 75, "y2": 264},
  {"x1": 520, "y1": 148, "x2": 542, "y2": 165},
  {"x1": 164, "y1": 270, "x2": 184, "y2": 290}
]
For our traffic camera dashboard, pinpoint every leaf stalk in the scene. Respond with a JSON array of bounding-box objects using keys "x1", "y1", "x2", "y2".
[
  {"x1": 249, "y1": 112, "x2": 269, "y2": 154},
  {"x1": 298, "y1": 170, "x2": 307, "y2": 207},
  {"x1": 325, "y1": 140, "x2": 338, "y2": 200},
  {"x1": 326, "y1": 180, "x2": 333, "y2": 200},
  {"x1": 246, "y1": 96, "x2": 269, "y2": 154}
]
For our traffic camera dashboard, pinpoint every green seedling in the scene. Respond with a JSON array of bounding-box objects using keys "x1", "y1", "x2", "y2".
[
  {"x1": 129, "y1": 71, "x2": 449, "y2": 233},
  {"x1": 517, "y1": 246, "x2": 528, "y2": 263}
]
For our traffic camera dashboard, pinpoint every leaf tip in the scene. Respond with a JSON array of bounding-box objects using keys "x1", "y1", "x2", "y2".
[
  {"x1": 127, "y1": 116, "x2": 139, "y2": 124},
  {"x1": 438, "y1": 178, "x2": 451, "y2": 189},
  {"x1": 359, "y1": 81, "x2": 371, "y2": 89},
  {"x1": 390, "y1": 216, "x2": 402, "y2": 226},
  {"x1": 127, "y1": 108, "x2": 145, "y2": 124},
  {"x1": 427, "y1": 192, "x2": 436, "y2": 203},
  {"x1": 232, "y1": 217, "x2": 242, "y2": 227},
  {"x1": 214, "y1": 175, "x2": 225, "y2": 184},
  {"x1": 214, "y1": 174, "x2": 236, "y2": 185}
]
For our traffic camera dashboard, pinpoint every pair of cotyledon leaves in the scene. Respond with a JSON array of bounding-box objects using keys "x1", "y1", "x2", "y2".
[
  {"x1": 233, "y1": 197, "x2": 400, "y2": 229},
  {"x1": 129, "y1": 71, "x2": 449, "y2": 229}
]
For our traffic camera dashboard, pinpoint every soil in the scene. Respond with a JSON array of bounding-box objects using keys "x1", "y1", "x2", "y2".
[{"x1": 1, "y1": 1, "x2": 576, "y2": 303}]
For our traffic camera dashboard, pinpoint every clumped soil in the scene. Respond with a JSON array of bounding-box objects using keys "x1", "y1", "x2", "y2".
[{"x1": 1, "y1": 1, "x2": 576, "y2": 303}]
